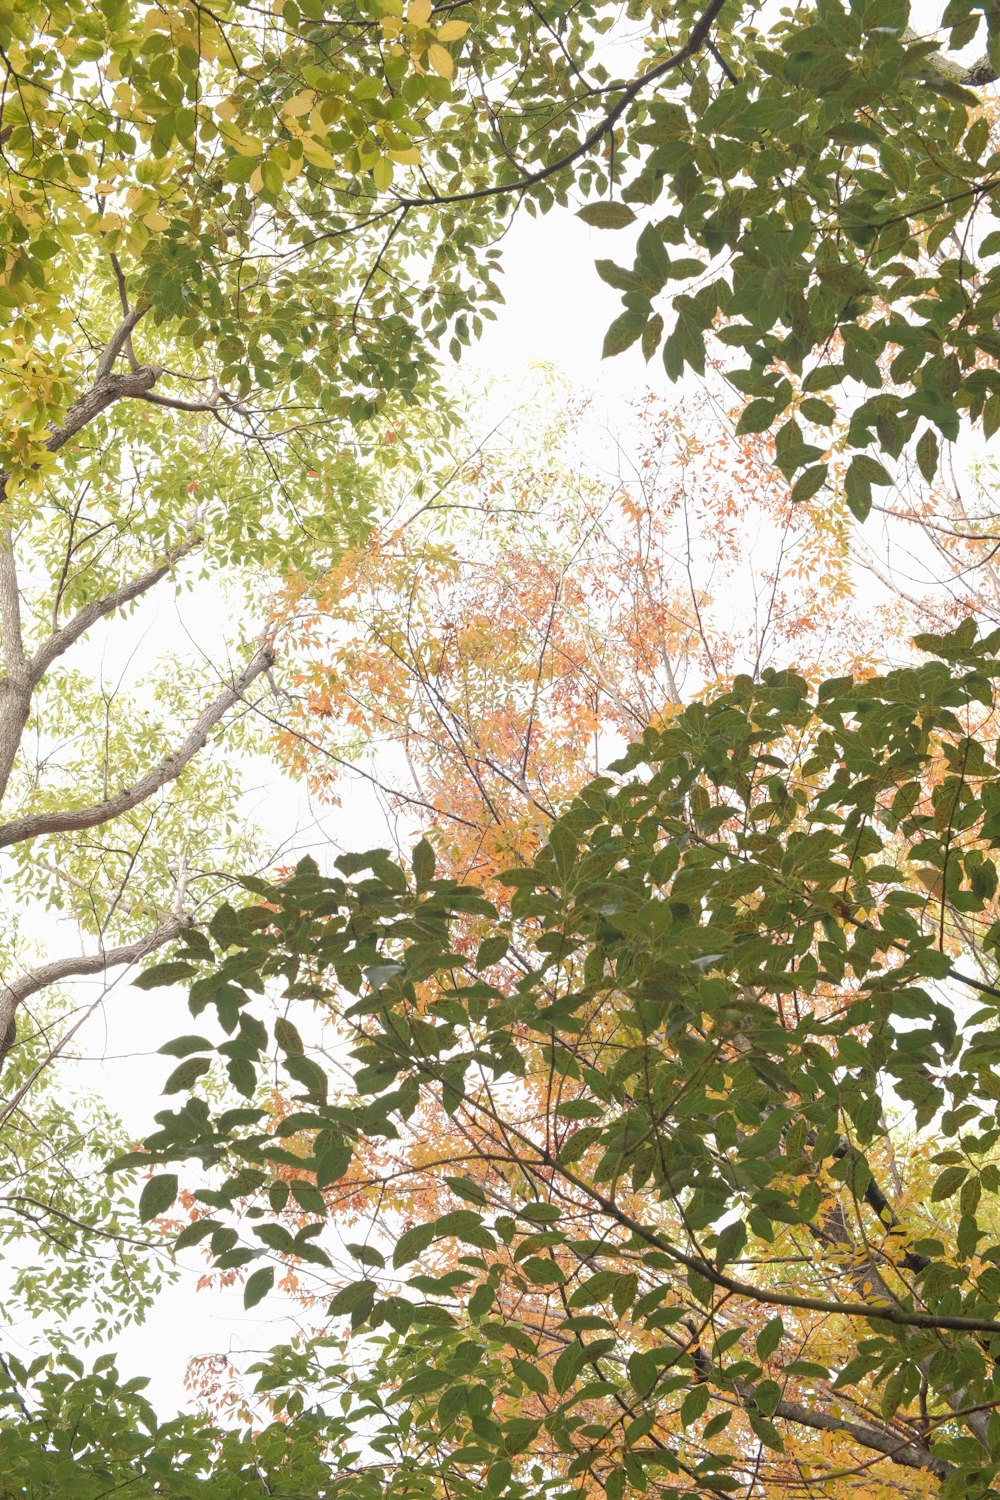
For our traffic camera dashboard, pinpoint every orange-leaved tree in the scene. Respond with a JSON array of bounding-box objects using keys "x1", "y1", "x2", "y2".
[{"x1": 275, "y1": 383, "x2": 889, "y2": 888}]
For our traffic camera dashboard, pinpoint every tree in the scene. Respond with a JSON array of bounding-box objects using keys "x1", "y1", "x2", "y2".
[
  {"x1": 3, "y1": 0, "x2": 997, "y2": 1053},
  {"x1": 588, "y1": 0, "x2": 1000, "y2": 510},
  {"x1": 277, "y1": 381, "x2": 878, "y2": 888},
  {"x1": 8, "y1": 0, "x2": 1000, "y2": 1489},
  {"x1": 0, "y1": 0, "x2": 702, "y2": 1063},
  {"x1": 110, "y1": 618, "x2": 1000, "y2": 1498}
]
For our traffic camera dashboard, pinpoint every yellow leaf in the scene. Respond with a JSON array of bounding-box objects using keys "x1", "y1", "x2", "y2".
[
  {"x1": 435, "y1": 19, "x2": 468, "y2": 40},
  {"x1": 142, "y1": 210, "x2": 170, "y2": 231},
  {"x1": 426, "y1": 42, "x2": 454, "y2": 78},
  {"x1": 407, "y1": 0, "x2": 432, "y2": 24},
  {"x1": 215, "y1": 98, "x2": 239, "y2": 121},
  {"x1": 380, "y1": 15, "x2": 403, "y2": 36},
  {"x1": 388, "y1": 145, "x2": 421, "y2": 165},
  {"x1": 300, "y1": 137, "x2": 339, "y2": 169},
  {"x1": 372, "y1": 157, "x2": 393, "y2": 191},
  {"x1": 282, "y1": 90, "x2": 315, "y2": 117},
  {"x1": 249, "y1": 166, "x2": 264, "y2": 194}
]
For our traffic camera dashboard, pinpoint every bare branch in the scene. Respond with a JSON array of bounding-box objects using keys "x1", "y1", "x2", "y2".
[
  {"x1": 138, "y1": 390, "x2": 224, "y2": 414},
  {"x1": 93, "y1": 306, "x2": 148, "y2": 381},
  {"x1": 0, "y1": 644, "x2": 274, "y2": 849},
  {"x1": 108, "y1": 255, "x2": 140, "y2": 371},
  {"x1": 28, "y1": 527, "x2": 202, "y2": 686},
  {"x1": 0, "y1": 914, "x2": 190, "y2": 1085}
]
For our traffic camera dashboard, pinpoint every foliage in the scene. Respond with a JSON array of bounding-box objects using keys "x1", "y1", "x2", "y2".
[
  {"x1": 278, "y1": 383, "x2": 881, "y2": 887},
  {"x1": 105, "y1": 618, "x2": 1000, "y2": 1497},
  {"x1": 8, "y1": 0, "x2": 1000, "y2": 1488},
  {"x1": 0, "y1": 1001, "x2": 170, "y2": 1345},
  {"x1": 0, "y1": 1344, "x2": 360, "y2": 1498},
  {"x1": 590, "y1": 0, "x2": 1000, "y2": 514}
]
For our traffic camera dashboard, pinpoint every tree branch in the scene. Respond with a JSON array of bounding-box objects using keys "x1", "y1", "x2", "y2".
[
  {"x1": 397, "y1": 0, "x2": 727, "y2": 210},
  {"x1": 0, "y1": 914, "x2": 190, "y2": 1082},
  {"x1": 905, "y1": 26, "x2": 997, "y2": 86},
  {"x1": 28, "y1": 527, "x2": 202, "y2": 687},
  {"x1": 0, "y1": 309, "x2": 160, "y2": 498},
  {"x1": 769, "y1": 1398, "x2": 950, "y2": 1480},
  {"x1": 93, "y1": 306, "x2": 148, "y2": 381},
  {"x1": 138, "y1": 390, "x2": 223, "y2": 414},
  {"x1": 0, "y1": 523, "x2": 24, "y2": 679},
  {"x1": 285, "y1": 0, "x2": 728, "y2": 259},
  {"x1": 0, "y1": 643, "x2": 274, "y2": 849}
]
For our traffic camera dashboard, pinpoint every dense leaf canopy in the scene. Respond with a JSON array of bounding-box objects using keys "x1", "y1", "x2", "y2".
[
  {"x1": 100, "y1": 621, "x2": 1000, "y2": 1498},
  {"x1": 6, "y1": 0, "x2": 1000, "y2": 1494}
]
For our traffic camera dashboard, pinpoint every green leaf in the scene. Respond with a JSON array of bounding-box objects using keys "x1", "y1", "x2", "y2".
[
  {"x1": 552, "y1": 1341, "x2": 586, "y2": 1394},
  {"x1": 163, "y1": 1057, "x2": 212, "y2": 1094},
  {"x1": 755, "y1": 1317, "x2": 784, "y2": 1362},
  {"x1": 736, "y1": 399, "x2": 778, "y2": 435},
  {"x1": 931, "y1": 1165, "x2": 968, "y2": 1200},
  {"x1": 627, "y1": 1350, "x2": 657, "y2": 1397},
  {"x1": 394, "y1": 1221, "x2": 437, "y2": 1267},
  {"x1": 243, "y1": 1266, "x2": 274, "y2": 1309},
  {"x1": 680, "y1": 1383, "x2": 710, "y2": 1426},
  {"x1": 445, "y1": 1174, "x2": 487, "y2": 1204},
  {"x1": 851, "y1": 453, "x2": 892, "y2": 487},
  {"x1": 139, "y1": 1174, "x2": 178, "y2": 1223},
  {"x1": 577, "y1": 202, "x2": 637, "y2": 229},
  {"x1": 790, "y1": 463, "x2": 827, "y2": 503},
  {"x1": 916, "y1": 427, "x2": 938, "y2": 483},
  {"x1": 134, "y1": 961, "x2": 198, "y2": 991},
  {"x1": 412, "y1": 837, "x2": 436, "y2": 885},
  {"x1": 274, "y1": 1017, "x2": 304, "y2": 1056},
  {"x1": 316, "y1": 1140, "x2": 352, "y2": 1188},
  {"x1": 285, "y1": 1053, "x2": 328, "y2": 1097},
  {"x1": 843, "y1": 459, "x2": 872, "y2": 521},
  {"x1": 328, "y1": 1279, "x2": 377, "y2": 1325},
  {"x1": 602, "y1": 310, "x2": 646, "y2": 359},
  {"x1": 158, "y1": 1035, "x2": 213, "y2": 1057}
]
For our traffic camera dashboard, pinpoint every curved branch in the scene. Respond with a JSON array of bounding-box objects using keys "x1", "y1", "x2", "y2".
[
  {"x1": 0, "y1": 644, "x2": 274, "y2": 849},
  {"x1": 0, "y1": 913, "x2": 190, "y2": 1080},
  {"x1": 285, "y1": 0, "x2": 728, "y2": 259},
  {"x1": 28, "y1": 529, "x2": 203, "y2": 687}
]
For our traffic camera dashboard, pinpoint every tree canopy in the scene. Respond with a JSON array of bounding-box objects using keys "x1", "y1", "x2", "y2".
[
  {"x1": 5, "y1": 0, "x2": 1000, "y2": 1495},
  {"x1": 96, "y1": 621, "x2": 1000, "y2": 1498}
]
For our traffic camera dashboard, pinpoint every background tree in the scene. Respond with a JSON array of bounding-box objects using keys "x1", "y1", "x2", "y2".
[{"x1": 275, "y1": 377, "x2": 893, "y2": 886}]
